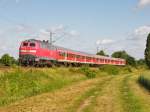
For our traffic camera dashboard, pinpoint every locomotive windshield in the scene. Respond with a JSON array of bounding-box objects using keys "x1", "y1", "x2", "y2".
[
  {"x1": 23, "y1": 42, "x2": 28, "y2": 46},
  {"x1": 30, "y1": 43, "x2": 35, "y2": 47}
]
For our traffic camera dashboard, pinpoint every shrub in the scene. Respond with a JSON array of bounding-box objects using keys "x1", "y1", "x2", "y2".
[
  {"x1": 138, "y1": 75, "x2": 150, "y2": 90},
  {"x1": 121, "y1": 66, "x2": 132, "y2": 73},
  {"x1": 80, "y1": 66, "x2": 96, "y2": 78},
  {"x1": 99, "y1": 65, "x2": 119, "y2": 75},
  {"x1": 0, "y1": 54, "x2": 17, "y2": 66}
]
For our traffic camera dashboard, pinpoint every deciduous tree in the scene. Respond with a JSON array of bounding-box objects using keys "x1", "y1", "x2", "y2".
[{"x1": 145, "y1": 33, "x2": 150, "y2": 68}]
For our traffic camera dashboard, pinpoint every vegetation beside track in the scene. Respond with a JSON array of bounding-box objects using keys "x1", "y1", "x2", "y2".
[
  {"x1": 0, "y1": 66, "x2": 150, "y2": 112},
  {"x1": 0, "y1": 65, "x2": 132, "y2": 107},
  {"x1": 0, "y1": 67, "x2": 88, "y2": 106},
  {"x1": 119, "y1": 75, "x2": 143, "y2": 112},
  {"x1": 138, "y1": 74, "x2": 150, "y2": 91}
]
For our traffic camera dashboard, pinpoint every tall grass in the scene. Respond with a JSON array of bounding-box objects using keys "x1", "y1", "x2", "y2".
[
  {"x1": 99, "y1": 65, "x2": 132, "y2": 75},
  {"x1": 0, "y1": 68, "x2": 86, "y2": 106},
  {"x1": 120, "y1": 75, "x2": 142, "y2": 112},
  {"x1": 80, "y1": 66, "x2": 96, "y2": 78},
  {"x1": 138, "y1": 75, "x2": 150, "y2": 91},
  {"x1": 99, "y1": 65, "x2": 119, "y2": 75}
]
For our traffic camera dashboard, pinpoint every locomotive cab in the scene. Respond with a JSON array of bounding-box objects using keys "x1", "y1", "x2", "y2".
[
  {"x1": 20, "y1": 41, "x2": 38, "y2": 54},
  {"x1": 19, "y1": 39, "x2": 39, "y2": 65}
]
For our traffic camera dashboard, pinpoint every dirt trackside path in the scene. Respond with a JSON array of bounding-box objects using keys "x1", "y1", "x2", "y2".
[
  {"x1": 0, "y1": 76, "x2": 112, "y2": 112},
  {"x1": 128, "y1": 75, "x2": 150, "y2": 112},
  {"x1": 68, "y1": 75, "x2": 114, "y2": 112},
  {"x1": 91, "y1": 75, "x2": 126, "y2": 112}
]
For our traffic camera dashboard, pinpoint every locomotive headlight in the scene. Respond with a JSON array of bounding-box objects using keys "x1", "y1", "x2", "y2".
[
  {"x1": 29, "y1": 50, "x2": 36, "y2": 53},
  {"x1": 20, "y1": 50, "x2": 37, "y2": 53}
]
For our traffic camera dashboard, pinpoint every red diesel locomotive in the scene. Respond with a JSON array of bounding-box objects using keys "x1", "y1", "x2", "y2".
[{"x1": 19, "y1": 39, "x2": 126, "y2": 66}]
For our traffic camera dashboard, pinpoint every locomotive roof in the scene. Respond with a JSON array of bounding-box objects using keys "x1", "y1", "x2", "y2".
[{"x1": 23, "y1": 39, "x2": 125, "y2": 61}]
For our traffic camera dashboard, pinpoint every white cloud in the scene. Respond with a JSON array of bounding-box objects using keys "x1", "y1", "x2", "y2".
[
  {"x1": 128, "y1": 25, "x2": 150, "y2": 40},
  {"x1": 0, "y1": 25, "x2": 39, "y2": 58},
  {"x1": 137, "y1": 0, "x2": 150, "y2": 8},
  {"x1": 114, "y1": 26, "x2": 150, "y2": 59},
  {"x1": 38, "y1": 25, "x2": 79, "y2": 41},
  {"x1": 45, "y1": 24, "x2": 65, "y2": 33},
  {"x1": 134, "y1": 25, "x2": 150, "y2": 36},
  {"x1": 39, "y1": 29, "x2": 49, "y2": 35},
  {"x1": 68, "y1": 30, "x2": 80, "y2": 37},
  {"x1": 128, "y1": 25, "x2": 150, "y2": 58},
  {"x1": 95, "y1": 26, "x2": 150, "y2": 59},
  {"x1": 96, "y1": 39, "x2": 115, "y2": 45}
]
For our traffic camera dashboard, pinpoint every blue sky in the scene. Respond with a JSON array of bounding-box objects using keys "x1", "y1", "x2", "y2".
[{"x1": 0, "y1": 0, "x2": 150, "y2": 59}]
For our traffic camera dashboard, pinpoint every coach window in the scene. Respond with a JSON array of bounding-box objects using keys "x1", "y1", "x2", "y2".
[
  {"x1": 71, "y1": 54, "x2": 73, "y2": 58},
  {"x1": 30, "y1": 43, "x2": 35, "y2": 47},
  {"x1": 77, "y1": 55, "x2": 80, "y2": 59},
  {"x1": 69, "y1": 54, "x2": 74, "y2": 58},
  {"x1": 81, "y1": 56, "x2": 84, "y2": 60},
  {"x1": 66, "y1": 53, "x2": 68, "y2": 57},
  {"x1": 87, "y1": 57, "x2": 91, "y2": 60},
  {"x1": 59, "y1": 52, "x2": 65, "y2": 57},
  {"x1": 59, "y1": 52, "x2": 62, "y2": 56}
]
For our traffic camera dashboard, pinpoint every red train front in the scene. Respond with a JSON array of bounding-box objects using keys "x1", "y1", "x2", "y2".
[
  {"x1": 19, "y1": 39, "x2": 126, "y2": 66},
  {"x1": 19, "y1": 39, "x2": 57, "y2": 66}
]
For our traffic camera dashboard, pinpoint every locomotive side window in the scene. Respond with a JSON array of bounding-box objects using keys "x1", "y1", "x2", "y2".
[
  {"x1": 23, "y1": 43, "x2": 28, "y2": 46},
  {"x1": 82, "y1": 56, "x2": 85, "y2": 59},
  {"x1": 30, "y1": 43, "x2": 35, "y2": 47}
]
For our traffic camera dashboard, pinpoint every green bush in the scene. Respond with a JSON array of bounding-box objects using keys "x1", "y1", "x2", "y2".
[
  {"x1": 125, "y1": 66, "x2": 132, "y2": 73},
  {"x1": 80, "y1": 66, "x2": 96, "y2": 78},
  {"x1": 138, "y1": 75, "x2": 150, "y2": 90},
  {"x1": 121, "y1": 66, "x2": 132, "y2": 74},
  {"x1": 99, "y1": 65, "x2": 119, "y2": 75},
  {"x1": 0, "y1": 54, "x2": 17, "y2": 66}
]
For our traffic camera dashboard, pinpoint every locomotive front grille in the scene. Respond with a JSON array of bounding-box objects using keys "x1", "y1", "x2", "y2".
[{"x1": 19, "y1": 54, "x2": 36, "y2": 65}]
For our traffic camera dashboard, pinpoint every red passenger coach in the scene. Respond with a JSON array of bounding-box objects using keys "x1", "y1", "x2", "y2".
[{"x1": 19, "y1": 39, "x2": 126, "y2": 66}]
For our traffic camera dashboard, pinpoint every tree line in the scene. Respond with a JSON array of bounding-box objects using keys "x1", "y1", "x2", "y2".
[
  {"x1": 97, "y1": 33, "x2": 150, "y2": 68},
  {"x1": 0, "y1": 54, "x2": 17, "y2": 66},
  {"x1": 97, "y1": 50, "x2": 145, "y2": 67}
]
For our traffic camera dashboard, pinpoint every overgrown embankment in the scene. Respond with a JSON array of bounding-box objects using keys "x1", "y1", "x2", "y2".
[
  {"x1": 0, "y1": 65, "x2": 140, "y2": 112},
  {"x1": 0, "y1": 67, "x2": 88, "y2": 106}
]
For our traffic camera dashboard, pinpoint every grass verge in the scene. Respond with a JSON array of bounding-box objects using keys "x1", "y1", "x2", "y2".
[
  {"x1": 0, "y1": 67, "x2": 86, "y2": 106},
  {"x1": 119, "y1": 75, "x2": 142, "y2": 112},
  {"x1": 68, "y1": 76, "x2": 113, "y2": 112}
]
